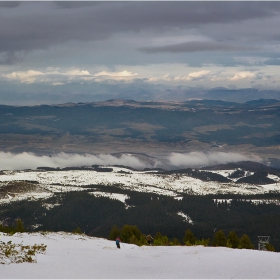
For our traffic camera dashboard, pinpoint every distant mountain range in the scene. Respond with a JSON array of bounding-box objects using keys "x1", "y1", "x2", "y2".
[{"x1": 0, "y1": 98, "x2": 279, "y2": 168}]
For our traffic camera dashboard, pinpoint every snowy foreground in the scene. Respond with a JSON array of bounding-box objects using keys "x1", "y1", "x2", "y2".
[{"x1": 1, "y1": 232, "x2": 280, "y2": 279}]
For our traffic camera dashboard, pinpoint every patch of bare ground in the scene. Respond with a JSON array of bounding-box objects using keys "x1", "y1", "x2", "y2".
[{"x1": 0, "y1": 181, "x2": 40, "y2": 196}]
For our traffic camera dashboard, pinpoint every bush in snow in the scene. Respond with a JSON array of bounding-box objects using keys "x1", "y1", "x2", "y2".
[{"x1": 0, "y1": 240, "x2": 47, "y2": 264}]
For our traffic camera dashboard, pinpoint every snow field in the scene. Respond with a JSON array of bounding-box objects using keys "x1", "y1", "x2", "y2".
[
  {"x1": 1, "y1": 232, "x2": 280, "y2": 279},
  {"x1": 1, "y1": 167, "x2": 280, "y2": 206}
]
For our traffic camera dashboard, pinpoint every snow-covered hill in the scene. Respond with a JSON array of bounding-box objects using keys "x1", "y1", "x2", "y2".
[
  {"x1": 1, "y1": 166, "x2": 280, "y2": 205},
  {"x1": 1, "y1": 231, "x2": 280, "y2": 279}
]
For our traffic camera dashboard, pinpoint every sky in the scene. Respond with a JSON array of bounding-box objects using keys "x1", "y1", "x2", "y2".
[
  {"x1": 1, "y1": 231, "x2": 280, "y2": 278},
  {"x1": 1, "y1": 1, "x2": 280, "y2": 105}
]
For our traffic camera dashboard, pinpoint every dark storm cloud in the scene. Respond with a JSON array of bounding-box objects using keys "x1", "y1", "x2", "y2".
[
  {"x1": 0, "y1": 51, "x2": 24, "y2": 65},
  {"x1": 140, "y1": 41, "x2": 254, "y2": 54},
  {"x1": 54, "y1": 2, "x2": 102, "y2": 9},
  {"x1": 0, "y1": 2, "x2": 20, "y2": 8},
  {"x1": 1, "y1": 1, "x2": 280, "y2": 56}
]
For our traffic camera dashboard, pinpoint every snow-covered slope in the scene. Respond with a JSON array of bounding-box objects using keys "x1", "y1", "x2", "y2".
[
  {"x1": 1, "y1": 167, "x2": 280, "y2": 205},
  {"x1": 1, "y1": 231, "x2": 280, "y2": 279}
]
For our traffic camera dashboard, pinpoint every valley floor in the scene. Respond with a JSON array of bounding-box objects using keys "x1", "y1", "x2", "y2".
[{"x1": 1, "y1": 232, "x2": 280, "y2": 279}]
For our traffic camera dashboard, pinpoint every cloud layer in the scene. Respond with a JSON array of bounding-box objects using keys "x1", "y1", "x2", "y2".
[
  {"x1": 0, "y1": 152, "x2": 148, "y2": 171},
  {"x1": 168, "y1": 152, "x2": 261, "y2": 168},
  {"x1": 1, "y1": 2, "x2": 280, "y2": 103},
  {"x1": 0, "y1": 151, "x2": 262, "y2": 171}
]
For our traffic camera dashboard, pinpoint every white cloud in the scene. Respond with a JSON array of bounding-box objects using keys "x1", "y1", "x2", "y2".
[
  {"x1": 94, "y1": 70, "x2": 138, "y2": 81},
  {"x1": 188, "y1": 70, "x2": 211, "y2": 79},
  {"x1": 174, "y1": 70, "x2": 210, "y2": 81},
  {"x1": 147, "y1": 74, "x2": 171, "y2": 82},
  {"x1": 230, "y1": 71, "x2": 256, "y2": 81},
  {"x1": 0, "y1": 151, "x2": 263, "y2": 171},
  {"x1": 3, "y1": 68, "x2": 93, "y2": 84},
  {"x1": 52, "y1": 82, "x2": 65, "y2": 86},
  {"x1": 4, "y1": 70, "x2": 44, "y2": 83},
  {"x1": 65, "y1": 69, "x2": 90, "y2": 76},
  {"x1": 0, "y1": 152, "x2": 148, "y2": 170}
]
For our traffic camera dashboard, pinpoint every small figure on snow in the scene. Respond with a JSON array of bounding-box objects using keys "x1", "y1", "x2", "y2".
[
  {"x1": 116, "y1": 236, "x2": 121, "y2": 249},
  {"x1": 146, "y1": 234, "x2": 153, "y2": 245}
]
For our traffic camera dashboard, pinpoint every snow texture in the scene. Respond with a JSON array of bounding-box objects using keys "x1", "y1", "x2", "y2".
[
  {"x1": 1, "y1": 231, "x2": 280, "y2": 279},
  {"x1": 1, "y1": 167, "x2": 280, "y2": 205}
]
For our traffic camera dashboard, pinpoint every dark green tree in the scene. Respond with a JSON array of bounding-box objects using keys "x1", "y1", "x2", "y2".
[
  {"x1": 72, "y1": 227, "x2": 83, "y2": 234},
  {"x1": 14, "y1": 219, "x2": 25, "y2": 233},
  {"x1": 227, "y1": 231, "x2": 240, "y2": 248},
  {"x1": 212, "y1": 230, "x2": 227, "y2": 247},
  {"x1": 108, "y1": 225, "x2": 121, "y2": 240},
  {"x1": 153, "y1": 232, "x2": 169, "y2": 246},
  {"x1": 120, "y1": 224, "x2": 141, "y2": 243},
  {"x1": 240, "y1": 234, "x2": 254, "y2": 249},
  {"x1": 170, "y1": 237, "x2": 181, "y2": 246},
  {"x1": 183, "y1": 229, "x2": 196, "y2": 245},
  {"x1": 266, "y1": 243, "x2": 275, "y2": 252}
]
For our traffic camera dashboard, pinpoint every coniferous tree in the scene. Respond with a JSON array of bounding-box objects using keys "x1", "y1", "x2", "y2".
[
  {"x1": 108, "y1": 225, "x2": 121, "y2": 240},
  {"x1": 212, "y1": 230, "x2": 227, "y2": 247},
  {"x1": 265, "y1": 243, "x2": 275, "y2": 252},
  {"x1": 170, "y1": 237, "x2": 181, "y2": 246},
  {"x1": 120, "y1": 225, "x2": 141, "y2": 243},
  {"x1": 227, "y1": 231, "x2": 240, "y2": 248},
  {"x1": 239, "y1": 234, "x2": 254, "y2": 249},
  {"x1": 129, "y1": 234, "x2": 141, "y2": 246},
  {"x1": 15, "y1": 219, "x2": 25, "y2": 233},
  {"x1": 72, "y1": 227, "x2": 83, "y2": 234},
  {"x1": 183, "y1": 229, "x2": 196, "y2": 245},
  {"x1": 153, "y1": 232, "x2": 169, "y2": 246}
]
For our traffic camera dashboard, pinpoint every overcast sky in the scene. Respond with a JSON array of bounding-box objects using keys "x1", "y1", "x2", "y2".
[{"x1": 1, "y1": 1, "x2": 280, "y2": 105}]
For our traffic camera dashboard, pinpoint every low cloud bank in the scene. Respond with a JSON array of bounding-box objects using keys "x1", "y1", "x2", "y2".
[
  {"x1": 0, "y1": 152, "x2": 148, "y2": 170},
  {"x1": 0, "y1": 151, "x2": 262, "y2": 171},
  {"x1": 168, "y1": 152, "x2": 262, "y2": 168}
]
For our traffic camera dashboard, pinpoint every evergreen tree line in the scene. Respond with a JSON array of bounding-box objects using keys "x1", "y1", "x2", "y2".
[
  {"x1": 1, "y1": 191, "x2": 280, "y2": 250},
  {"x1": 0, "y1": 218, "x2": 25, "y2": 234},
  {"x1": 108, "y1": 225, "x2": 275, "y2": 251}
]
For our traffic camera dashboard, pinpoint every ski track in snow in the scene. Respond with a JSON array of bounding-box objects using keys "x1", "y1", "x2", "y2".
[
  {"x1": 1, "y1": 231, "x2": 280, "y2": 279},
  {"x1": 0, "y1": 167, "x2": 280, "y2": 205}
]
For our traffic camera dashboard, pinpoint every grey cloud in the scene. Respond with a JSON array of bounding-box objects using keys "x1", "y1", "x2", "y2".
[
  {"x1": 1, "y1": 1, "x2": 280, "y2": 55},
  {"x1": 264, "y1": 58, "x2": 280, "y2": 65},
  {"x1": 0, "y1": 51, "x2": 24, "y2": 65},
  {"x1": 140, "y1": 41, "x2": 253, "y2": 54},
  {"x1": 54, "y1": 1, "x2": 101, "y2": 9},
  {"x1": 0, "y1": 2, "x2": 20, "y2": 8}
]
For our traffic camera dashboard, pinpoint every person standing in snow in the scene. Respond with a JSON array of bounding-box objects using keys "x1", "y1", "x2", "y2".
[
  {"x1": 116, "y1": 236, "x2": 121, "y2": 249},
  {"x1": 146, "y1": 234, "x2": 153, "y2": 245}
]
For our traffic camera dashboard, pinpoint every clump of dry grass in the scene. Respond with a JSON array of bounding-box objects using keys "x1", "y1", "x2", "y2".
[{"x1": 0, "y1": 240, "x2": 47, "y2": 264}]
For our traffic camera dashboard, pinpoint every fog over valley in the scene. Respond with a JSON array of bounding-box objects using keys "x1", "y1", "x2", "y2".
[{"x1": 0, "y1": 151, "x2": 262, "y2": 171}]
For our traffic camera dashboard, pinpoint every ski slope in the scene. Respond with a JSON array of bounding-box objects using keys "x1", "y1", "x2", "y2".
[{"x1": 1, "y1": 231, "x2": 280, "y2": 279}]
